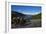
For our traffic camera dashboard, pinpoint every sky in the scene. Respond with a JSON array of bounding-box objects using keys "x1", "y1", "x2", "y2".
[{"x1": 11, "y1": 5, "x2": 41, "y2": 15}]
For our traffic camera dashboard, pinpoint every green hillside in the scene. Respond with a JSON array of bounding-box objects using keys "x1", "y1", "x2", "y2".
[{"x1": 32, "y1": 13, "x2": 41, "y2": 19}]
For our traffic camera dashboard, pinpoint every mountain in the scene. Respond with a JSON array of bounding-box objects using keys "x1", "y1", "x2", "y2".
[
  {"x1": 32, "y1": 13, "x2": 41, "y2": 19},
  {"x1": 11, "y1": 11, "x2": 26, "y2": 18},
  {"x1": 11, "y1": 11, "x2": 32, "y2": 20},
  {"x1": 12, "y1": 11, "x2": 25, "y2": 16},
  {"x1": 11, "y1": 11, "x2": 32, "y2": 25},
  {"x1": 12, "y1": 11, "x2": 41, "y2": 19}
]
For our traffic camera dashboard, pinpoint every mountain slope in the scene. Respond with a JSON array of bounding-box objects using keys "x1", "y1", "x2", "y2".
[{"x1": 32, "y1": 13, "x2": 41, "y2": 19}]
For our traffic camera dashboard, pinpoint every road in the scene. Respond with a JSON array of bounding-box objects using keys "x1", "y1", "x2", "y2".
[
  {"x1": 24, "y1": 19, "x2": 41, "y2": 28},
  {"x1": 11, "y1": 19, "x2": 41, "y2": 28}
]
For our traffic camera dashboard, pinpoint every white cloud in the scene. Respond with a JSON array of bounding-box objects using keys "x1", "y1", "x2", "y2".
[{"x1": 22, "y1": 11, "x2": 41, "y2": 15}]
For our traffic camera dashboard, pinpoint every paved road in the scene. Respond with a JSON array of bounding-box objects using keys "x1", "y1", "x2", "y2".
[{"x1": 11, "y1": 19, "x2": 41, "y2": 28}]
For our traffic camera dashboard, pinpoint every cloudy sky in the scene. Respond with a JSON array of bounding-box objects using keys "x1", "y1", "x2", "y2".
[{"x1": 11, "y1": 5, "x2": 41, "y2": 15}]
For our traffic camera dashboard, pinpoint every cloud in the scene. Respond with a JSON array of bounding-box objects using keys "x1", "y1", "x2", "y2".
[{"x1": 22, "y1": 11, "x2": 41, "y2": 15}]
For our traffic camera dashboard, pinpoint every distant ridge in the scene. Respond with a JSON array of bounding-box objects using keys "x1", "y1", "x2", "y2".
[
  {"x1": 32, "y1": 13, "x2": 41, "y2": 19},
  {"x1": 12, "y1": 11, "x2": 26, "y2": 17},
  {"x1": 11, "y1": 11, "x2": 32, "y2": 19}
]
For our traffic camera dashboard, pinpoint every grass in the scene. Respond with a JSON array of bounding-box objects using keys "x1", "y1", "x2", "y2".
[{"x1": 32, "y1": 13, "x2": 41, "y2": 19}]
